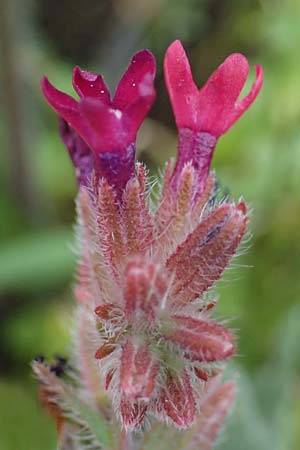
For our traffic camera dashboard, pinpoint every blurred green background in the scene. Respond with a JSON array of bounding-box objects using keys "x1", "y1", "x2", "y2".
[{"x1": 0, "y1": 0, "x2": 299, "y2": 449}]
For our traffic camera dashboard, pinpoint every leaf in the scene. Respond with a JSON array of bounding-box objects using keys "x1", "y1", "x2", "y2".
[{"x1": 72, "y1": 397, "x2": 112, "y2": 449}]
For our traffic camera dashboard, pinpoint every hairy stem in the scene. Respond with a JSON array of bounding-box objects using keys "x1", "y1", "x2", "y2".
[{"x1": 120, "y1": 430, "x2": 133, "y2": 450}]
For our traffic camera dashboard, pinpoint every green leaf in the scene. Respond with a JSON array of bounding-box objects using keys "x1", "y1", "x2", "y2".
[{"x1": 71, "y1": 396, "x2": 113, "y2": 449}]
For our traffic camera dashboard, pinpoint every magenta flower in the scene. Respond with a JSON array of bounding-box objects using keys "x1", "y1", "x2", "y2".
[
  {"x1": 164, "y1": 40, "x2": 263, "y2": 190},
  {"x1": 41, "y1": 50, "x2": 156, "y2": 190}
]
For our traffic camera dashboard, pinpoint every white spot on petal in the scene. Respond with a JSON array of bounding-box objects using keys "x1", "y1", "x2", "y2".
[
  {"x1": 110, "y1": 108, "x2": 122, "y2": 119},
  {"x1": 139, "y1": 73, "x2": 153, "y2": 97}
]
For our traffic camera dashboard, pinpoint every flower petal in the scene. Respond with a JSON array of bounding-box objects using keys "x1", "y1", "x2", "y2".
[
  {"x1": 197, "y1": 53, "x2": 250, "y2": 129},
  {"x1": 197, "y1": 54, "x2": 263, "y2": 136},
  {"x1": 41, "y1": 77, "x2": 92, "y2": 145},
  {"x1": 113, "y1": 50, "x2": 156, "y2": 137},
  {"x1": 164, "y1": 42, "x2": 263, "y2": 137},
  {"x1": 72, "y1": 66, "x2": 111, "y2": 103},
  {"x1": 79, "y1": 98, "x2": 128, "y2": 150},
  {"x1": 164, "y1": 40, "x2": 199, "y2": 129},
  {"x1": 230, "y1": 64, "x2": 264, "y2": 130},
  {"x1": 113, "y1": 49, "x2": 156, "y2": 110}
]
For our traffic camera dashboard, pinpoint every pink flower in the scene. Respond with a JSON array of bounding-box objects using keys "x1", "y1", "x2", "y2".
[
  {"x1": 41, "y1": 50, "x2": 156, "y2": 190},
  {"x1": 164, "y1": 40, "x2": 263, "y2": 190},
  {"x1": 36, "y1": 40, "x2": 263, "y2": 441}
]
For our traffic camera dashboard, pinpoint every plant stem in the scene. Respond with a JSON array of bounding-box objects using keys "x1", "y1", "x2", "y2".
[{"x1": 120, "y1": 430, "x2": 133, "y2": 450}]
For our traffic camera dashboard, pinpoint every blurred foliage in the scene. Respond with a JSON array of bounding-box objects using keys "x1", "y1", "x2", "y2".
[
  {"x1": 0, "y1": 227, "x2": 74, "y2": 294},
  {"x1": 0, "y1": 379, "x2": 56, "y2": 450},
  {"x1": 0, "y1": 0, "x2": 299, "y2": 448}
]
